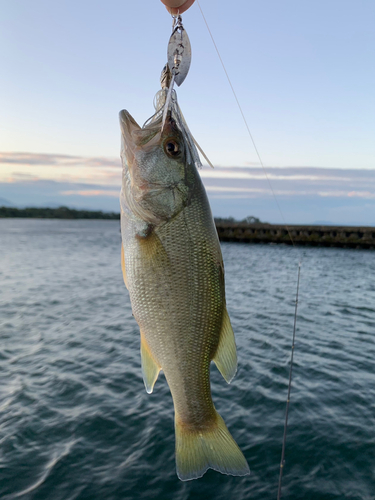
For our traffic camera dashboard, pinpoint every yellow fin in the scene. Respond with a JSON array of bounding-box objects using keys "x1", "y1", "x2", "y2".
[
  {"x1": 140, "y1": 333, "x2": 160, "y2": 394},
  {"x1": 121, "y1": 244, "x2": 128, "y2": 289},
  {"x1": 175, "y1": 411, "x2": 249, "y2": 481},
  {"x1": 137, "y1": 230, "x2": 169, "y2": 267},
  {"x1": 213, "y1": 307, "x2": 237, "y2": 383}
]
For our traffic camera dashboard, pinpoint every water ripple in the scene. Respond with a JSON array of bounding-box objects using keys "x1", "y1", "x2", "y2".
[{"x1": 0, "y1": 220, "x2": 374, "y2": 499}]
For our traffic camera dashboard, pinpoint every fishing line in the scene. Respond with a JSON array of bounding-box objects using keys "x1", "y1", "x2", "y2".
[
  {"x1": 277, "y1": 262, "x2": 301, "y2": 500},
  {"x1": 196, "y1": 3, "x2": 303, "y2": 497},
  {"x1": 196, "y1": 0, "x2": 299, "y2": 251}
]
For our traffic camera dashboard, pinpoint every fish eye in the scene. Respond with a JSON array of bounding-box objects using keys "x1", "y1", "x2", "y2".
[{"x1": 164, "y1": 140, "x2": 181, "y2": 157}]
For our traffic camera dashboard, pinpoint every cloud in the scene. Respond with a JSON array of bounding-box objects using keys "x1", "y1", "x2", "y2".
[
  {"x1": 200, "y1": 169, "x2": 357, "y2": 182},
  {"x1": 1, "y1": 151, "x2": 374, "y2": 224},
  {"x1": 206, "y1": 186, "x2": 268, "y2": 194},
  {"x1": 347, "y1": 191, "x2": 375, "y2": 198},
  {"x1": 0, "y1": 152, "x2": 121, "y2": 168},
  {"x1": 318, "y1": 190, "x2": 375, "y2": 198},
  {"x1": 61, "y1": 189, "x2": 119, "y2": 197},
  {"x1": 202, "y1": 166, "x2": 375, "y2": 200},
  {"x1": 0, "y1": 152, "x2": 121, "y2": 187},
  {"x1": 1, "y1": 152, "x2": 374, "y2": 196}
]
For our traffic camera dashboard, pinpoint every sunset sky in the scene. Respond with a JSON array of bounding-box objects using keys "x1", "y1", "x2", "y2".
[{"x1": 1, "y1": 0, "x2": 374, "y2": 224}]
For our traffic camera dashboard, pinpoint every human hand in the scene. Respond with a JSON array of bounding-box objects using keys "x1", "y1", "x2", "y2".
[{"x1": 160, "y1": 0, "x2": 195, "y2": 15}]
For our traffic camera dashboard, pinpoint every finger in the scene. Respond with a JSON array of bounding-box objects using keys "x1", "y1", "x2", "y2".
[
  {"x1": 160, "y1": 0, "x2": 187, "y2": 6},
  {"x1": 160, "y1": 0, "x2": 195, "y2": 15}
]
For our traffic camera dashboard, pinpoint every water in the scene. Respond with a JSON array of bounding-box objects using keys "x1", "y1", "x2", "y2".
[{"x1": 0, "y1": 219, "x2": 374, "y2": 500}]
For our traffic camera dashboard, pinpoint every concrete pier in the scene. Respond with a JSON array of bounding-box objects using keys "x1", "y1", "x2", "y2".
[{"x1": 215, "y1": 222, "x2": 375, "y2": 249}]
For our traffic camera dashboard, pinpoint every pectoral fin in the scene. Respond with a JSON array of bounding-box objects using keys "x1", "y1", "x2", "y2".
[
  {"x1": 121, "y1": 244, "x2": 128, "y2": 289},
  {"x1": 140, "y1": 333, "x2": 161, "y2": 394},
  {"x1": 137, "y1": 230, "x2": 170, "y2": 269},
  {"x1": 213, "y1": 307, "x2": 237, "y2": 383}
]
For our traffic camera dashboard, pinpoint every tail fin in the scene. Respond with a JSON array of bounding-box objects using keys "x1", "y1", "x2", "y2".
[{"x1": 175, "y1": 411, "x2": 250, "y2": 481}]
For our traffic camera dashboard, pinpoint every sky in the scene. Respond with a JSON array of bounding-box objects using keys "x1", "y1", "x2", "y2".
[{"x1": 1, "y1": 0, "x2": 374, "y2": 224}]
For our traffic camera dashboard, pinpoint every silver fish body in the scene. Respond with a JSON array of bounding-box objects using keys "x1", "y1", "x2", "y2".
[{"x1": 119, "y1": 107, "x2": 249, "y2": 481}]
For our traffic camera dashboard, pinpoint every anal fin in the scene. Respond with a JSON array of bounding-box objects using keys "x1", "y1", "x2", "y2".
[
  {"x1": 213, "y1": 307, "x2": 237, "y2": 383},
  {"x1": 140, "y1": 332, "x2": 160, "y2": 394}
]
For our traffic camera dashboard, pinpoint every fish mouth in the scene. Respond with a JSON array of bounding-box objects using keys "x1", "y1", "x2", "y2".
[
  {"x1": 119, "y1": 109, "x2": 144, "y2": 173},
  {"x1": 120, "y1": 109, "x2": 165, "y2": 150},
  {"x1": 119, "y1": 109, "x2": 164, "y2": 197},
  {"x1": 119, "y1": 108, "x2": 182, "y2": 178},
  {"x1": 119, "y1": 110, "x2": 141, "y2": 149}
]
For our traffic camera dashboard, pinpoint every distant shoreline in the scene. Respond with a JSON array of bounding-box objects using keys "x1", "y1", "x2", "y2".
[
  {"x1": 0, "y1": 206, "x2": 120, "y2": 220},
  {"x1": 1, "y1": 206, "x2": 374, "y2": 248}
]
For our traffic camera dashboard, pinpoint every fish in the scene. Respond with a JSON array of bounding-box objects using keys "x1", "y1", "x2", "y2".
[{"x1": 119, "y1": 99, "x2": 250, "y2": 481}]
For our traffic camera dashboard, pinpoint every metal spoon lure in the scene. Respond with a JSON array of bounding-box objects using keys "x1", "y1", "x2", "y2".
[{"x1": 162, "y1": 14, "x2": 192, "y2": 128}]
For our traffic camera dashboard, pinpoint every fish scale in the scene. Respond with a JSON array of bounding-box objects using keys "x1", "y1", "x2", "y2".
[{"x1": 127, "y1": 189, "x2": 220, "y2": 420}]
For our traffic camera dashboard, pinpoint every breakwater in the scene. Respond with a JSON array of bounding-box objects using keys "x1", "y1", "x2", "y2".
[{"x1": 215, "y1": 222, "x2": 375, "y2": 249}]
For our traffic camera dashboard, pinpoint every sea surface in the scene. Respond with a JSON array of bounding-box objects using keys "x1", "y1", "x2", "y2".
[{"x1": 1, "y1": 219, "x2": 374, "y2": 500}]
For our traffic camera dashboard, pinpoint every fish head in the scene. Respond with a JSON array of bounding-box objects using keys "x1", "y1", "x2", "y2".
[{"x1": 120, "y1": 110, "x2": 194, "y2": 226}]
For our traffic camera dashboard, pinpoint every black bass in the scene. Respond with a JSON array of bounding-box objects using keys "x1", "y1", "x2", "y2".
[{"x1": 119, "y1": 97, "x2": 249, "y2": 481}]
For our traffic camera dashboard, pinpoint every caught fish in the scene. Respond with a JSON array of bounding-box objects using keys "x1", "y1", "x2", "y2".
[{"x1": 119, "y1": 89, "x2": 249, "y2": 481}]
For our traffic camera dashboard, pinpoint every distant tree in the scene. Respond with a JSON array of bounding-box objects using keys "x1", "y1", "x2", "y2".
[
  {"x1": 0, "y1": 206, "x2": 120, "y2": 220},
  {"x1": 242, "y1": 216, "x2": 262, "y2": 224},
  {"x1": 0, "y1": 207, "x2": 266, "y2": 224},
  {"x1": 214, "y1": 216, "x2": 236, "y2": 224},
  {"x1": 214, "y1": 215, "x2": 265, "y2": 224}
]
